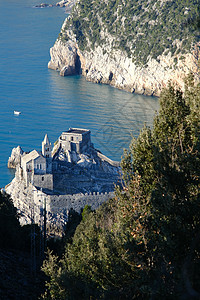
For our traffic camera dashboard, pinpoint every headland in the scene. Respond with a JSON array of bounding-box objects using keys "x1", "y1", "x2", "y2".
[{"x1": 5, "y1": 128, "x2": 120, "y2": 236}]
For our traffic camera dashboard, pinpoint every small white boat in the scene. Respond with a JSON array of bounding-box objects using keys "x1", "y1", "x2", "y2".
[{"x1": 14, "y1": 111, "x2": 21, "y2": 115}]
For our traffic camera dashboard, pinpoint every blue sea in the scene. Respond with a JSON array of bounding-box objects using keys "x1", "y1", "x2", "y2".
[{"x1": 0, "y1": 0, "x2": 158, "y2": 188}]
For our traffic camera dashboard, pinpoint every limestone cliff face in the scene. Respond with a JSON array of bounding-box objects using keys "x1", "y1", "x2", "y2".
[
  {"x1": 48, "y1": 39, "x2": 79, "y2": 76},
  {"x1": 7, "y1": 146, "x2": 24, "y2": 168},
  {"x1": 5, "y1": 171, "x2": 68, "y2": 237},
  {"x1": 48, "y1": 23, "x2": 199, "y2": 96}
]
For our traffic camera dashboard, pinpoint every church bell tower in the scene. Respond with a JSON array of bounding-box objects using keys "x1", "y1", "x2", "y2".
[{"x1": 42, "y1": 134, "x2": 52, "y2": 158}]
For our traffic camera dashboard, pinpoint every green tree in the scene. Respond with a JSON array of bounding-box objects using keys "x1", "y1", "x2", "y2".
[{"x1": 42, "y1": 78, "x2": 200, "y2": 299}]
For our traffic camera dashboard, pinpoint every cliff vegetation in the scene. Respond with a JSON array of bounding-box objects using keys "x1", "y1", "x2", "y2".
[{"x1": 60, "y1": 0, "x2": 200, "y2": 66}]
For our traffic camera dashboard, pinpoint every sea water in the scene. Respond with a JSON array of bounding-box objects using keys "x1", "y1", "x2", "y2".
[{"x1": 0, "y1": 0, "x2": 158, "y2": 188}]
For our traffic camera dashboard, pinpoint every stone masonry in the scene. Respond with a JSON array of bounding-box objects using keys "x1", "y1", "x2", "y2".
[{"x1": 6, "y1": 128, "x2": 120, "y2": 236}]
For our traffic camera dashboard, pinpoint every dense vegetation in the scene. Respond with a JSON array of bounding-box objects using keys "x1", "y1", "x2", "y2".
[
  {"x1": 42, "y1": 75, "x2": 200, "y2": 299},
  {"x1": 0, "y1": 191, "x2": 41, "y2": 252},
  {"x1": 0, "y1": 192, "x2": 46, "y2": 299},
  {"x1": 0, "y1": 192, "x2": 23, "y2": 249},
  {"x1": 60, "y1": 0, "x2": 200, "y2": 65}
]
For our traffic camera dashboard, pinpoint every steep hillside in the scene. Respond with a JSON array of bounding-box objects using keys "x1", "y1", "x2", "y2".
[
  {"x1": 48, "y1": 0, "x2": 200, "y2": 95},
  {"x1": 0, "y1": 249, "x2": 45, "y2": 299}
]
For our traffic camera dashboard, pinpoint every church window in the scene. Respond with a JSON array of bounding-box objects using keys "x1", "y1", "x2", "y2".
[{"x1": 42, "y1": 176, "x2": 44, "y2": 181}]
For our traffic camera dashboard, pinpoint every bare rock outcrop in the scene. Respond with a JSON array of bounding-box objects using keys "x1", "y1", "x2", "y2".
[
  {"x1": 7, "y1": 146, "x2": 24, "y2": 169},
  {"x1": 48, "y1": 39, "x2": 78, "y2": 76},
  {"x1": 57, "y1": 0, "x2": 77, "y2": 12},
  {"x1": 34, "y1": 1, "x2": 76, "y2": 11},
  {"x1": 5, "y1": 167, "x2": 68, "y2": 237},
  {"x1": 48, "y1": 18, "x2": 200, "y2": 96}
]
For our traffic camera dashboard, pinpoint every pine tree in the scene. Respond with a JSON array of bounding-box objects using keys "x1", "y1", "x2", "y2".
[{"x1": 42, "y1": 78, "x2": 200, "y2": 299}]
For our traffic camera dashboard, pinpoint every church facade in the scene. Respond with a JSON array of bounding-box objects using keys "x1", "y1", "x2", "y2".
[
  {"x1": 19, "y1": 129, "x2": 93, "y2": 191},
  {"x1": 20, "y1": 134, "x2": 53, "y2": 190}
]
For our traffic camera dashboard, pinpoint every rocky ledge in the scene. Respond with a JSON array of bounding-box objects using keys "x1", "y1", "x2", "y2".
[
  {"x1": 34, "y1": 0, "x2": 76, "y2": 11},
  {"x1": 8, "y1": 146, "x2": 24, "y2": 169}
]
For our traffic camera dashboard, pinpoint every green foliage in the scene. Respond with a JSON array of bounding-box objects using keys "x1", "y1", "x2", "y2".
[
  {"x1": 0, "y1": 192, "x2": 42, "y2": 253},
  {"x1": 121, "y1": 77, "x2": 200, "y2": 297},
  {"x1": 63, "y1": 208, "x2": 82, "y2": 244},
  {"x1": 61, "y1": 0, "x2": 200, "y2": 65},
  {"x1": 122, "y1": 125, "x2": 156, "y2": 196},
  {"x1": 81, "y1": 204, "x2": 92, "y2": 221},
  {"x1": 41, "y1": 251, "x2": 66, "y2": 300},
  {"x1": 0, "y1": 192, "x2": 21, "y2": 248},
  {"x1": 42, "y1": 78, "x2": 200, "y2": 298},
  {"x1": 47, "y1": 208, "x2": 82, "y2": 257}
]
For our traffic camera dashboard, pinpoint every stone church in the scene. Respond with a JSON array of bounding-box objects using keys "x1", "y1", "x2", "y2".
[
  {"x1": 20, "y1": 134, "x2": 53, "y2": 190},
  {"x1": 19, "y1": 128, "x2": 93, "y2": 191}
]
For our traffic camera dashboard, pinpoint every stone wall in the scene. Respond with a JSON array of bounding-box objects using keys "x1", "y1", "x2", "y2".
[
  {"x1": 33, "y1": 174, "x2": 53, "y2": 191},
  {"x1": 96, "y1": 151, "x2": 120, "y2": 167},
  {"x1": 5, "y1": 176, "x2": 114, "y2": 236},
  {"x1": 48, "y1": 191, "x2": 114, "y2": 213},
  {"x1": 33, "y1": 186, "x2": 114, "y2": 236},
  {"x1": 33, "y1": 187, "x2": 114, "y2": 215}
]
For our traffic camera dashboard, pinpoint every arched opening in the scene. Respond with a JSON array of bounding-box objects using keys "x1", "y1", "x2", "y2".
[
  {"x1": 75, "y1": 54, "x2": 81, "y2": 74},
  {"x1": 109, "y1": 72, "x2": 113, "y2": 81}
]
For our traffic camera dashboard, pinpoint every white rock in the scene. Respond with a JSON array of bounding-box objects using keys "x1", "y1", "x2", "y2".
[
  {"x1": 48, "y1": 24, "x2": 200, "y2": 96},
  {"x1": 7, "y1": 146, "x2": 24, "y2": 168}
]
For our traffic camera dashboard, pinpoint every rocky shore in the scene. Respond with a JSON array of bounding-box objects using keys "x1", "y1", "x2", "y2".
[
  {"x1": 48, "y1": 31, "x2": 199, "y2": 96},
  {"x1": 34, "y1": 0, "x2": 76, "y2": 12}
]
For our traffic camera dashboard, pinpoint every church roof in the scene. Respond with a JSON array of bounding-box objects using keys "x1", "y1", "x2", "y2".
[
  {"x1": 63, "y1": 128, "x2": 90, "y2": 135},
  {"x1": 43, "y1": 134, "x2": 50, "y2": 145},
  {"x1": 21, "y1": 150, "x2": 43, "y2": 164}
]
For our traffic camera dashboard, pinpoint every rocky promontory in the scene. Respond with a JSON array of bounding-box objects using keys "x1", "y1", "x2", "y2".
[
  {"x1": 48, "y1": 0, "x2": 200, "y2": 96},
  {"x1": 5, "y1": 130, "x2": 120, "y2": 236},
  {"x1": 7, "y1": 146, "x2": 24, "y2": 169},
  {"x1": 34, "y1": 0, "x2": 76, "y2": 12},
  {"x1": 49, "y1": 36, "x2": 200, "y2": 96}
]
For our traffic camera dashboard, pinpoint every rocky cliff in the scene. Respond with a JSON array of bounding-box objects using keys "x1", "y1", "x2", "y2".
[
  {"x1": 49, "y1": 36, "x2": 200, "y2": 96},
  {"x1": 5, "y1": 167, "x2": 114, "y2": 237},
  {"x1": 48, "y1": 0, "x2": 200, "y2": 96},
  {"x1": 7, "y1": 146, "x2": 24, "y2": 168},
  {"x1": 5, "y1": 133, "x2": 120, "y2": 236}
]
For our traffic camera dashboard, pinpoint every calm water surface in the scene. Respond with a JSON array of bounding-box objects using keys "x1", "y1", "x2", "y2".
[{"x1": 0, "y1": 0, "x2": 158, "y2": 187}]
